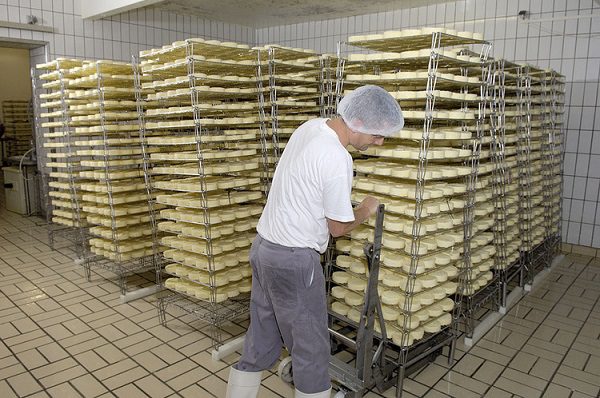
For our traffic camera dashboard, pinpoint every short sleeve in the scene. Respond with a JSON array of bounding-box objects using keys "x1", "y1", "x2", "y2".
[{"x1": 323, "y1": 172, "x2": 354, "y2": 222}]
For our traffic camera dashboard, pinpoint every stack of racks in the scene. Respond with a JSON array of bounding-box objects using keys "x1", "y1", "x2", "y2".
[
  {"x1": 1, "y1": 100, "x2": 33, "y2": 158},
  {"x1": 491, "y1": 60, "x2": 522, "y2": 273},
  {"x1": 546, "y1": 71, "x2": 565, "y2": 256},
  {"x1": 255, "y1": 44, "x2": 323, "y2": 174},
  {"x1": 329, "y1": 27, "x2": 491, "y2": 347},
  {"x1": 489, "y1": 60, "x2": 524, "y2": 309},
  {"x1": 62, "y1": 60, "x2": 155, "y2": 267},
  {"x1": 37, "y1": 58, "x2": 89, "y2": 233},
  {"x1": 519, "y1": 65, "x2": 547, "y2": 279},
  {"x1": 138, "y1": 38, "x2": 266, "y2": 340}
]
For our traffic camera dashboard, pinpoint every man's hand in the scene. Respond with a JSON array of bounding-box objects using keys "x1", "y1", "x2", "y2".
[
  {"x1": 327, "y1": 196, "x2": 380, "y2": 238},
  {"x1": 356, "y1": 196, "x2": 380, "y2": 217}
]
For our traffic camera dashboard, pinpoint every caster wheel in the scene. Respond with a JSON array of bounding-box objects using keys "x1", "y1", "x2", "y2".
[
  {"x1": 333, "y1": 391, "x2": 347, "y2": 398},
  {"x1": 277, "y1": 357, "x2": 293, "y2": 384}
]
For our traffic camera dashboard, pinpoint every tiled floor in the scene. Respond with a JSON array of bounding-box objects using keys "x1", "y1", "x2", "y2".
[{"x1": 1, "y1": 200, "x2": 599, "y2": 397}]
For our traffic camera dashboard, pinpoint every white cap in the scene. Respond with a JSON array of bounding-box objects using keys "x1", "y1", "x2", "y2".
[{"x1": 338, "y1": 85, "x2": 404, "y2": 136}]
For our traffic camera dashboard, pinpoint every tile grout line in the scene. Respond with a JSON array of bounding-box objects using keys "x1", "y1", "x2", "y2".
[
  {"x1": 477, "y1": 256, "x2": 593, "y2": 396},
  {"x1": 0, "y1": 212, "x2": 254, "y2": 397},
  {"x1": 0, "y1": 218, "x2": 142, "y2": 398},
  {"x1": 538, "y1": 261, "x2": 600, "y2": 397},
  {"x1": 421, "y1": 255, "x2": 591, "y2": 397}
]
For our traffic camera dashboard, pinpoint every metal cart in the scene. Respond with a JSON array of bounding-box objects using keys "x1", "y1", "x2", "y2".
[{"x1": 278, "y1": 205, "x2": 455, "y2": 398}]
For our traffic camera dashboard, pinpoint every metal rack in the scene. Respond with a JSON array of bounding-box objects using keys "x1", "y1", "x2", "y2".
[
  {"x1": 61, "y1": 60, "x2": 159, "y2": 301},
  {"x1": 331, "y1": 28, "x2": 492, "y2": 396},
  {"x1": 1, "y1": 100, "x2": 34, "y2": 159},
  {"x1": 35, "y1": 58, "x2": 89, "y2": 257},
  {"x1": 548, "y1": 72, "x2": 565, "y2": 257},
  {"x1": 520, "y1": 65, "x2": 548, "y2": 287},
  {"x1": 458, "y1": 49, "x2": 498, "y2": 339},
  {"x1": 137, "y1": 38, "x2": 266, "y2": 347},
  {"x1": 255, "y1": 44, "x2": 322, "y2": 173},
  {"x1": 489, "y1": 59, "x2": 523, "y2": 310}
]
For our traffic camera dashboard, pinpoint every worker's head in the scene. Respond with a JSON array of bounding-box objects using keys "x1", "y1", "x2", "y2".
[{"x1": 337, "y1": 85, "x2": 403, "y2": 151}]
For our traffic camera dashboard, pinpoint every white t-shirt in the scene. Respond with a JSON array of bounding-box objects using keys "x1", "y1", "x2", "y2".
[{"x1": 257, "y1": 118, "x2": 354, "y2": 253}]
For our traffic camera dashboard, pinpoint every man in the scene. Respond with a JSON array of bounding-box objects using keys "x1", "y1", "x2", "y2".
[{"x1": 226, "y1": 85, "x2": 404, "y2": 398}]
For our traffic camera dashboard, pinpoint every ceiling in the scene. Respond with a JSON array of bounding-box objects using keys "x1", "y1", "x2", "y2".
[{"x1": 150, "y1": 0, "x2": 451, "y2": 28}]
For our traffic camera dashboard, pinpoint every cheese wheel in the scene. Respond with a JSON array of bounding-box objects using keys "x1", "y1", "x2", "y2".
[
  {"x1": 350, "y1": 245, "x2": 365, "y2": 258},
  {"x1": 396, "y1": 314, "x2": 420, "y2": 330},
  {"x1": 392, "y1": 331, "x2": 414, "y2": 347},
  {"x1": 439, "y1": 298, "x2": 454, "y2": 311},
  {"x1": 424, "y1": 319, "x2": 442, "y2": 333},
  {"x1": 238, "y1": 280, "x2": 252, "y2": 293},
  {"x1": 350, "y1": 262, "x2": 368, "y2": 275},
  {"x1": 345, "y1": 291, "x2": 364, "y2": 306},
  {"x1": 381, "y1": 271, "x2": 404, "y2": 288},
  {"x1": 331, "y1": 301, "x2": 350, "y2": 316},
  {"x1": 412, "y1": 309, "x2": 429, "y2": 323},
  {"x1": 441, "y1": 282, "x2": 458, "y2": 295},
  {"x1": 347, "y1": 308, "x2": 361, "y2": 323},
  {"x1": 432, "y1": 270, "x2": 448, "y2": 283},
  {"x1": 414, "y1": 291, "x2": 435, "y2": 306},
  {"x1": 350, "y1": 226, "x2": 371, "y2": 240},
  {"x1": 383, "y1": 234, "x2": 405, "y2": 250},
  {"x1": 225, "y1": 286, "x2": 240, "y2": 298},
  {"x1": 164, "y1": 278, "x2": 179, "y2": 289},
  {"x1": 332, "y1": 286, "x2": 348, "y2": 299},
  {"x1": 380, "y1": 289, "x2": 402, "y2": 306},
  {"x1": 332, "y1": 271, "x2": 350, "y2": 285},
  {"x1": 335, "y1": 255, "x2": 354, "y2": 269},
  {"x1": 419, "y1": 274, "x2": 438, "y2": 289},
  {"x1": 443, "y1": 266, "x2": 458, "y2": 278},
  {"x1": 381, "y1": 305, "x2": 400, "y2": 321},
  {"x1": 427, "y1": 303, "x2": 444, "y2": 317},
  {"x1": 347, "y1": 277, "x2": 367, "y2": 291}
]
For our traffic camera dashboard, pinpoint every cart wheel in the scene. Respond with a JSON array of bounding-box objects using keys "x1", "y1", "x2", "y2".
[
  {"x1": 277, "y1": 357, "x2": 293, "y2": 384},
  {"x1": 333, "y1": 390, "x2": 347, "y2": 398}
]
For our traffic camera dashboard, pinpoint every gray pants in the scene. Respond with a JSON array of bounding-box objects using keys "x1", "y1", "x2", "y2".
[{"x1": 235, "y1": 235, "x2": 331, "y2": 394}]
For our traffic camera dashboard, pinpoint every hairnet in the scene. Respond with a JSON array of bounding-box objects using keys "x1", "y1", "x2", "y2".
[{"x1": 337, "y1": 85, "x2": 404, "y2": 136}]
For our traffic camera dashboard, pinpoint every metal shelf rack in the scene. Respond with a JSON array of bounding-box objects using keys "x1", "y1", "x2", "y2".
[
  {"x1": 35, "y1": 58, "x2": 89, "y2": 257},
  {"x1": 1, "y1": 100, "x2": 34, "y2": 159},
  {"x1": 60, "y1": 60, "x2": 159, "y2": 301},
  {"x1": 489, "y1": 59, "x2": 523, "y2": 310},
  {"x1": 137, "y1": 37, "x2": 267, "y2": 347},
  {"x1": 255, "y1": 44, "x2": 323, "y2": 175},
  {"x1": 331, "y1": 28, "x2": 492, "y2": 396}
]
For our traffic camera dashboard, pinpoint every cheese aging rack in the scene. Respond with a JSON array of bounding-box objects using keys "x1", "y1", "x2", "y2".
[
  {"x1": 136, "y1": 38, "x2": 268, "y2": 347},
  {"x1": 324, "y1": 28, "x2": 494, "y2": 396},
  {"x1": 36, "y1": 58, "x2": 89, "y2": 257}
]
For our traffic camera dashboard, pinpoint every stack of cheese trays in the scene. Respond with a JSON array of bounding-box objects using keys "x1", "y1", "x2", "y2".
[
  {"x1": 254, "y1": 44, "x2": 322, "y2": 171},
  {"x1": 315, "y1": 53, "x2": 342, "y2": 118},
  {"x1": 61, "y1": 60, "x2": 155, "y2": 263},
  {"x1": 547, "y1": 71, "x2": 565, "y2": 252},
  {"x1": 521, "y1": 65, "x2": 547, "y2": 254},
  {"x1": 139, "y1": 38, "x2": 264, "y2": 305},
  {"x1": 491, "y1": 60, "x2": 522, "y2": 271},
  {"x1": 1, "y1": 100, "x2": 33, "y2": 157},
  {"x1": 328, "y1": 27, "x2": 491, "y2": 347},
  {"x1": 37, "y1": 58, "x2": 89, "y2": 229}
]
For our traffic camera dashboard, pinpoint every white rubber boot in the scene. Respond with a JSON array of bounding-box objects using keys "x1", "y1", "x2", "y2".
[
  {"x1": 225, "y1": 367, "x2": 262, "y2": 398},
  {"x1": 294, "y1": 387, "x2": 332, "y2": 398}
]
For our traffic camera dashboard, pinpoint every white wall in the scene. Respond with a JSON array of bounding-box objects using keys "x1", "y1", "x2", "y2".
[
  {"x1": 0, "y1": 0, "x2": 255, "y2": 67},
  {"x1": 256, "y1": 0, "x2": 600, "y2": 249}
]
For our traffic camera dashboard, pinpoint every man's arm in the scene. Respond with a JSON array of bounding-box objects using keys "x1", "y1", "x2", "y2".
[{"x1": 327, "y1": 196, "x2": 379, "y2": 238}]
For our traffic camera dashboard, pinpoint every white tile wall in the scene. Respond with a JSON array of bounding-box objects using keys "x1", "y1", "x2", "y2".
[
  {"x1": 0, "y1": 0, "x2": 255, "y2": 62},
  {"x1": 252, "y1": 0, "x2": 600, "y2": 248}
]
